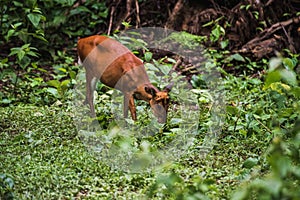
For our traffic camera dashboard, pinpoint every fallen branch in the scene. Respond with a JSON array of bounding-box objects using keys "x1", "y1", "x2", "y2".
[
  {"x1": 242, "y1": 16, "x2": 300, "y2": 49},
  {"x1": 165, "y1": 0, "x2": 184, "y2": 29}
]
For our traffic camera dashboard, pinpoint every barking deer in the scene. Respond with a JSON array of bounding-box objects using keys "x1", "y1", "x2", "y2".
[{"x1": 77, "y1": 35, "x2": 171, "y2": 123}]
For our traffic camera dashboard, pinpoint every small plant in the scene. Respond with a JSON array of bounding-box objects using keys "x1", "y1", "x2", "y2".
[
  {"x1": 9, "y1": 43, "x2": 39, "y2": 69},
  {"x1": 2, "y1": 0, "x2": 47, "y2": 44},
  {"x1": 203, "y1": 16, "x2": 229, "y2": 48},
  {"x1": 233, "y1": 124, "x2": 300, "y2": 200},
  {"x1": 45, "y1": 50, "x2": 79, "y2": 100},
  {"x1": 0, "y1": 174, "x2": 14, "y2": 200},
  {"x1": 159, "y1": 31, "x2": 207, "y2": 49},
  {"x1": 232, "y1": 54, "x2": 300, "y2": 200},
  {"x1": 147, "y1": 172, "x2": 211, "y2": 199}
]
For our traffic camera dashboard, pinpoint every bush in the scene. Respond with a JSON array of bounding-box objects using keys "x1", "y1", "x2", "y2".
[{"x1": 233, "y1": 54, "x2": 300, "y2": 200}]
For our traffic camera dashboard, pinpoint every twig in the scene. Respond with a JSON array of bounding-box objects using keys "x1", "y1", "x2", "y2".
[
  {"x1": 281, "y1": 24, "x2": 296, "y2": 53},
  {"x1": 253, "y1": 115, "x2": 273, "y2": 134},
  {"x1": 209, "y1": 0, "x2": 221, "y2": 11},
  {"x1": 181, "y1": 65, "x2": 198, "y2": 73},
  {"x1": 107, "y1": 6, "x2": 115, "y2": 35},
  {"x1": 107, "y1": 0, "x2": 122, "y2": 35},
  {"x1": 233, "y1": 115, "x2": 240, "y2": 133},
  {"x1": 135, "y1": 0, "x2": 140, "y2": 28},
  {"x1": 265, "y1": 0, "x2": 275, "y2": 7},
  {"x1": 165, "y1": 0, "x2": 184, "y2": 28},
  {"x1": 171, "y1": 57, "x2": 183, "y2": 72},
  {"x1": 116, "y1": 0, "x2": 133, "y2": 31},
  {"x1": 124, "y1": 0, "x2": 133, "y2": 20},
  {"x1": 72, "y1": 0, "x2": 86, "y2": 9}
]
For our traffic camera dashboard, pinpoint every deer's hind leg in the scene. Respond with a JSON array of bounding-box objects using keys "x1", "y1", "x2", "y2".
[{"x1": 85, "y1": 71, "x2": 98, "y2": 117}]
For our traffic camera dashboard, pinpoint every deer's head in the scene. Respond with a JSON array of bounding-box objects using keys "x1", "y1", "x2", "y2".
[{"x1": 145, "y1": 86, "x2": 171, "y2": 123}]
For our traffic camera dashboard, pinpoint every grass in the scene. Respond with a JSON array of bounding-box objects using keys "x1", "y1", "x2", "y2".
[
  {"x1": 2, "y1": 68, "x2": 297, "y2": 199},
  {"x1": 0, "y1": 100, "x2": 273, "y2": 199},
  {"x1": 0, "y1": 106, "x2": 150, "y2": 199}
]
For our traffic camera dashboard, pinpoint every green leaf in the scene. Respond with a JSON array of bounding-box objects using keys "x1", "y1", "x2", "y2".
[
  {"x1": 226, "y1": 106, "x2": 239, "y2": 115},
  {"x1": 69, "y1": 6, "x2": 92, "y2": 16},
  {"x1": 18, "y1": 29, "x2": 29, "y2": 42},
  {"x1": 1, "y1": 99, "x2": 12, "y2": 104},
  {"x1": 160, "y1": 65, "x2": 171, "y2": 75},
  {"x1": 211, "y1": 27, "x2": 220, "y2": 42},
  {"x1": 58, "y1": 67, "x2": 67, "y2": 73},
  {"x1": 269, "y1": 82, "x2": 291, "y2": 93},
  {"x1": 17, "y1": 50, "x2": 26, "y2": 61},
  {"x1": 0, "y1": 58, "x2": 8, "y2": 66},
  {"x1": 249, "y1": 78, "x2": 262, "y2": 85},
  {"x1": 53, "y1": 15, "x2": 67, "y2": 26},
  {"x1": 34, "y1": 35, "x2": 48, "y2": 43},
  {"x1": 69, "y1": 70, "x2": 76, "y2": 79},
  {"x1": 13, "y1": 1, "x2": 23, "y2": 7},
  {"x1": 145, "y1": 63, "x2": 159, "y2": 72},
  {"x1": 99, "y1": 8, "x2": 108, "y2": 18},
  {"x1": 60, "y1": 0, "x2": 76, "y2": 6},
  {"x1": 61, "y1": 79, "x2": 70, "y2": 89},
  {"x1": 19, "y1": 56, "x2": 31, "y2": 69},
  {"x1": 220, "y1": 40, "x2": 229, "y2": 49},
  {"x1": 243, "y1": 157, "x2": 258, "y2": 169},
  {"x1": 45, "y1": 87, "x2": 59, "y2": 97},
  {"x1": 252, "y1": 11, "x2": 259, "y2": 20},
  {"x1": 11, "y1": 22, "x2": 23, "y2": 29},
  {"x1": 6, "y1": 29, "x2": 15, "y2": 41},
  {"x1": 47, "y1": 80, "x2": 61, "y2": 88},
  {"x1": 283, "y1": 58, "x2": 296, "y2": 70},
  {"x1": 26, "y1": 51, "x2": 39, "y2": 58},
  {"x1": 32, "y1": 7, "x2": 43, "y2": 14},
  {"x1": 144, "y1": 52, "x2": 153, "y2": 62},
  {"x1": 8, "y1": 48, "x2": 20, "y2": 57},
  {"x1": 229, "y1": 53, "x2": 245, "y2": 62},
  {"x1": 264, "y1": 71, "x2": 281, "y2": 88},
  {"x1": 21, "y1": 43, "x2": 31, "y2": 49},
  {"x1": 166, "y1": 57, "x2": 177, "y2": 64},
  {"x1": 279, "y1": 69, "x2": 297, "y2": 86},
  {"x1": 27, "y1": 13, "x2": 41, "y2": 28}
]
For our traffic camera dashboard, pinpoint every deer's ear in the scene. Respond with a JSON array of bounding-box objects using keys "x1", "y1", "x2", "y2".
[{"x1": 145, "y1": 86, "x2": 156, "y2": 97}]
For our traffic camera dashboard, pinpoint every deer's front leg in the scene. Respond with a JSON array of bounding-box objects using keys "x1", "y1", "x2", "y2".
[
  {"x1": 123, "y1": 93, "x2": 130, "y2": 119},
  {"x1": 123, "y1": 93, "x2": 137, "y2": 120},
  {"x1": 129, "y1": 96, "x2": 137, "y2": 120}
]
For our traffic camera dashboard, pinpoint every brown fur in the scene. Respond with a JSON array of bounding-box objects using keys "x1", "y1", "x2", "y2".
[{"x1": 77, "y1": 35, "x2": 170, "y2": 123}]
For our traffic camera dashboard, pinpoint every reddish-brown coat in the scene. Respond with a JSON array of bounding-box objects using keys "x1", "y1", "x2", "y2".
[{"x1": 77, "y1": 35, "x2": 170, "y2": 123}]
